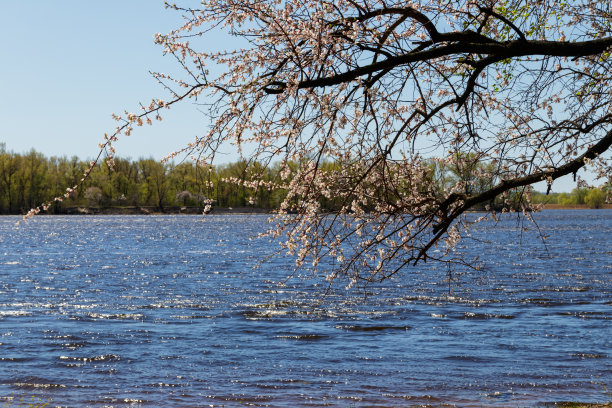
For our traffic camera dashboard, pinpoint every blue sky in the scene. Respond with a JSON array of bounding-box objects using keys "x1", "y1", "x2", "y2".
[
  {"x1": 0, "y1": 1, "x2": 594, "y2": 192},
  {"x1": 0, "y1": 1, "x2": 204, "y2": 161}
]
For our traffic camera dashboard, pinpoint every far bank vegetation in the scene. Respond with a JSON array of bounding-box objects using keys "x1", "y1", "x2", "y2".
[{"x1": 0, "y1": 144, "x2": 609, "y2": 215}]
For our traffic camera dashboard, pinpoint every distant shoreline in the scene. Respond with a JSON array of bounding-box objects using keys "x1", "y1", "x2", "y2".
[
  {"x1": 541, "y1": 203, "x2": 612, "y2": 210},
  {"x1": 1, "y1": 204, "x2": 611, "y2": 217}
]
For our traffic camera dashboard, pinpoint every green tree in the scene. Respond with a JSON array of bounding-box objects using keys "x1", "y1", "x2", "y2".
[
  {"x1": 0, "y1": 145, "x2": 21, "y2": 213},
  {"x1": 138, "y1": 159, "x2": 170, "y2": 210},
  {"x1": 20, "y1": 150, "x2": 47, "y2": 210},
  {"x1": 584, "y1": 188, "x2": 605, "y2": 209},
  {"x1": 558, "y1": 193, "x2": 576, "y2": 206},
  {"x1": 571, "y1": 188, "x2": 589, "y2": 205}
]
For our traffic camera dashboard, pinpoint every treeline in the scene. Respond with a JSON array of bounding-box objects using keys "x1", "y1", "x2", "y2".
[
  {"x1": 529, "y1": 189, "x2": 608, "y2": 208},
  {"x1": 0, "y1": 144, "x2": 608, "y2": 215},
  {"x1": 0, "y1": 144, "x2": 286, "y2": 214}
]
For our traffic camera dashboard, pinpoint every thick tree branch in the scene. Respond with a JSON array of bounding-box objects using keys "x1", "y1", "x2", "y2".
[
  {"x1": 264, "y1": 37, "x2": 612, "y2": 93},
  {"x1": 434, "y1": 128, "x2": 612, "y2": 235},
  {"x1": 463, "y1": 129, "x2": 612, "y2": 209}
]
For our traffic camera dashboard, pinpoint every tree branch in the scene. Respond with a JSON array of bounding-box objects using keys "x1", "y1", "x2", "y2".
[
  {"x1": 434, "y1": 128, "x2": 612, "y2": 235},
  {"x1": 263, "y1": 37, "x2": 612, "y2": 93}
]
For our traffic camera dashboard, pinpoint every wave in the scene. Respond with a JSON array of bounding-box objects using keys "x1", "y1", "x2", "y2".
[{"x1": 59, "y1": 354, "x2": 121, "y2": 363}]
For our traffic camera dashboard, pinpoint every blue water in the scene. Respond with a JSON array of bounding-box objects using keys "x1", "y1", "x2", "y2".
[{"x1": 0, "y1": 210, "x2": 610, "y2": 407}]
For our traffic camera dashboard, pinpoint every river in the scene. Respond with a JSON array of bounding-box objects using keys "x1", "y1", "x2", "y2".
[{"x1": 0, "y1": 210, "x2": 610, "y2": 407}]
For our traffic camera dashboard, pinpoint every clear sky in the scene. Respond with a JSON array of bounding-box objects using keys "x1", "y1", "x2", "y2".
[
  {"x1": 0, "y1": 1, "x2": 595, "y2": 192},
  {"x1": 0, "y1": 1, "x2": 205, "y2": 161}
]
